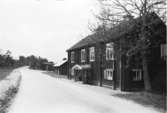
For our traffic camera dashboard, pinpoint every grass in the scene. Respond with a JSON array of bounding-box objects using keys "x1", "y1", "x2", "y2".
[
  {"x1": 113, "y1": 91, "x2": 166, "y2": 113},
  {"x1": 0, "y1": 85, "x2": 21, "y2": 113},
  {"x1": 0, "y1": 74, "x2": 22, "y2": 113},
  {"x1": 0, "y1": 68, "x2": 14, "y2": 81},
  {"x1": 0, "y1": 86, "x2": 18, "y2": 113}
]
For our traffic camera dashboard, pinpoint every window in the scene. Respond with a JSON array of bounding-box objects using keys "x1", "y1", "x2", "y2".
[
  {"x1": 89, "y1": 47, "x2": 95, "y2": 62},
  {"x1": 132, "y1": 69, "x2": 142, "y2": 81},
  {"x1": 71, "y1": 51, "x2": 75, "y2": 63},
  {"x1": 81, "y1": 49, "x2": 86, "y2": 62},
  {"x1": 161, "y1": 44, "x2": 166, "y2": 59},
  {"x1": 106, "y1": 42, "x2": 114, "y2": 60},
  {"x1": 104, "y1": 69, "x2": 113, "y2": 80}
]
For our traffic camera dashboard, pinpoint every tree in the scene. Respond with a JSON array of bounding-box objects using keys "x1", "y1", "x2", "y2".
[
  {"x1": 0, "y1": 49, "x2": 15, "y2": 67},
  {"x1": 4, "y1": 50, "x2": 14, "y2": 67},
  {"x1": 95, "y1": 0, "x2": 166, "y2": 91}
]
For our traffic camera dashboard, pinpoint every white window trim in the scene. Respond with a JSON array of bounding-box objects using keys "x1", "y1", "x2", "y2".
[
  {"x1": 161, "y1": 44, "x2": 167, "y2": 58},
  {"x1": 89, "y1": 47, "x2": 95, "y2": 62},
  {"x1": 71, "y1": 51, "x2": 75, "y2": 63},
  {"x1": 132, "y1": 69, "x2": 142, "y2": 81},
  {"x1": 106, "y1": 42, "x2": 114, "y2": 61},
  {"x1": 104, "y1": 68, "x2": 114, "y2": 80},
  {"x1": 81, "y1": 49, "x2": 86, "y2": 62}
]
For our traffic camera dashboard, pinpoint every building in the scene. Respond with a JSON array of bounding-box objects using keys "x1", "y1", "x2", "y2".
[
  {"x1": 43, "y1": 62, "x2": 55, "y2": 71},
  {"x1": 67, "y1": 13, "x2": 166, "y2": 92},
  {"x1": 54, "y1": 60, "x2": 68, "y2": 75}
]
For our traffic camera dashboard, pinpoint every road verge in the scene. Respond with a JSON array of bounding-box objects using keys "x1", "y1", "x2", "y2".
[{"x1": 0, "y1": 70, "x2": 22, "y2": 113}]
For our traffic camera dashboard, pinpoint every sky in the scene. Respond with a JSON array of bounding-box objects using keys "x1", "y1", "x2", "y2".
[{"x1": 0, "y1": 0, "x2": 100, "y2": 63}]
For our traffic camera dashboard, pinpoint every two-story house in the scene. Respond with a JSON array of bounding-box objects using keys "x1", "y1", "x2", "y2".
[{"x1": 67, "y1": 13, "x2": 166, "y2": 92}]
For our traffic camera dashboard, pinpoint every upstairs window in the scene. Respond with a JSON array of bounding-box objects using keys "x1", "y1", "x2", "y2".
[
  {"x1": 71, "y1": 51, "x2": 75, "y2": 63},
  {"x1": 161, "y1": 44, "x2": 166, "y2": 60},
  {"x1": 81, "y1": 49, "x2": 86, "y2": 62},
  {"x1": 106, "y1": 42, "x2": 114, "y2": 60},
  {"x1": 132, "y1": 69, "x2": 142, "y2": 81},
  {"x1": 104, "y1": 69, "x2": 113, "y2": 80},
  {"x1": 89, "y1": 47, "x2": 95, "y2": 62}
]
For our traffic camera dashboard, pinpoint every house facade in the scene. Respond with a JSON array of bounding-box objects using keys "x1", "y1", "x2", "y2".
[
  {"x1": 67, "y1": 13, "x2": 166, "y2": 92},
  {"x1": 67, "y1": 36, "x2": 128, "y2": 90}
]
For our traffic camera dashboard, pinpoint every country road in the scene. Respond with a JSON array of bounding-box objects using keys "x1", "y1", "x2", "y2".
[{"x1": 8, "y1": 67, "x2": 160, "y2": 113}]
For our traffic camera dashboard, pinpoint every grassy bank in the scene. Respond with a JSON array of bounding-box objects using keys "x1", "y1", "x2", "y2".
[
  {"x1": 0, "y1": 85, "x2": 20, "y2": 113},
  {"x1": 113, "y1": 92, "x2": 166, "y2": 113},
  {"x1": 0, "y1": 70, "x2": 22, "y2": 113}
]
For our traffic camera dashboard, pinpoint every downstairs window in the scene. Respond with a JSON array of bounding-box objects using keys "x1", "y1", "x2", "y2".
[
  {"x1": 104, "y1": 69, "x2": 113, "y2": 80},
  {"x1": 132, "y1": 69, "x2": 142, "y2": 81}
]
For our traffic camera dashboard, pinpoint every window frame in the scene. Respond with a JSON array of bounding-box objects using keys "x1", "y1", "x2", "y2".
[
  {"x1": 70, "y1": 51, "x2": 75, "y2": 63},
  {"x1": 81, "y1": 49, "x2": 86, "y2": 63},
  {"x1": 161, "y1": 44, "x2": 167, "y2": 59},
  {"x1": 89, "y1": 47, "x2": 95, "y2": 62},
  {"x1": 106, "y1": 42, "x2": 114, "y2": 61},
  {"x1": 104, "y1": 68, "x2": 114, "y2": 80},
  {"x1": 132, "y1": 69, "x2": 142, "y2": 81}
]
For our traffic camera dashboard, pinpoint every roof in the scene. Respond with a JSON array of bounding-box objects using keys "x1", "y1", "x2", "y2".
[
  {"x1": 43, "y1": 62, "x2": 54, "y2": 65},
  {"x1": 67, "y1": 13, "x2": 163, "y2": 51},
  {"x1": 54, "y1": 60, "x2": 67, "y2": 67},
  {"x1": 71, "y1": 64, "x2": 91, "y2": 76},
  {"x1": 72, "y1": 64, "x2": 91, "y2": 70},
  {"x1": 67, "y1": 21, "x2": 134, "y2": 51}
]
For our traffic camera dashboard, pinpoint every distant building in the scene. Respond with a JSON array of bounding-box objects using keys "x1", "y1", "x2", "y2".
[
  {"x1": 66, "y1": 13, "x2": 166, "y2": 92},
  {"x1": 43, "y1": 62, "x2": 54, "y2": 71},
  {"x1": 54, "y1": 60, "x2": 68, "y2": 75}
]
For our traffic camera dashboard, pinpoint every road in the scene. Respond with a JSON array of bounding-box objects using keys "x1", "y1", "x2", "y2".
[{"x1": 8, "y1": 67, "x2": 159, "y2": 113}]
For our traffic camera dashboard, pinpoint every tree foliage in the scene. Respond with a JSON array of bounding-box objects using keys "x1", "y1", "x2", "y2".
[
  {"x1": 0, "y1": 49, "x2": 54, "y2": 71},
  {"x1": 0, "y1": 49, "x2": 14, "y2": 67}
]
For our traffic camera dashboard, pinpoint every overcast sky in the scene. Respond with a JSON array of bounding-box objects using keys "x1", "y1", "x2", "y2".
[{"x1": 0, "y1": 0, "x2": 99, "y2": 63}]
